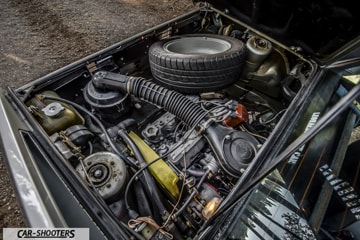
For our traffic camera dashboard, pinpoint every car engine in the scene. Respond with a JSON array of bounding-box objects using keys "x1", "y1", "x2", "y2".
[{"x1": 24, "y1": 10, "x2": 313, "y2": 239}]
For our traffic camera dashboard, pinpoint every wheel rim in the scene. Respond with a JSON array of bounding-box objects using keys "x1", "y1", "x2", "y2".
[{"x1": 164, "y1": 36, "x2": 231, "y2": 55}]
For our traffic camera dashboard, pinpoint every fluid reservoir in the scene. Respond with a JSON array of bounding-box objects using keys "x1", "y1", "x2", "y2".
[
  {"x1": 234, "y1": 36, "x2": 284, "y2": 98},
  {"x1": 26, "y1": 91, "x2": 84, "y2": 135},
  {"x1": 242, "y1": 36, "x2": 272, "y2": 76},
  {"x1": 128, "y1": 131, "x2": 180, "y2": 199}
]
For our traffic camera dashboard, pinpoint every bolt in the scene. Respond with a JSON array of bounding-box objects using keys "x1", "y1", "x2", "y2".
[{"x1": 93, "y1": 169, "x2": 103, "y2": 179}]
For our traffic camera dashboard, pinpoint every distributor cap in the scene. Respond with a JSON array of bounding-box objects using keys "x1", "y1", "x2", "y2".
[{"x1": 222, "y1": 131, "x2": 258, "y2": 174}]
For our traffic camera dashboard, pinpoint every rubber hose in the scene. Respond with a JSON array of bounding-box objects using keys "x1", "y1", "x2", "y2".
[
  {"x1": 134, "y1": 180, "x2": 153, "y2": 218},
  {"x1": 281, "y1": 75, "x2": 297, "y2": 101},
  {"x1": 129, "y1": 77, "x2": 207, "y2": 127},
  {"x1": 92, "y1": 71, "x2": 207, "y2": 128},
  {"x1": 116, "y1": 118, "x2": 137, "y2": 130},
  {"x1": 84, "y1": 115, "x2": 102, "y2": 134},
  {"x1": 187, "y1": 167, "x2": 207, "y2": 177}
]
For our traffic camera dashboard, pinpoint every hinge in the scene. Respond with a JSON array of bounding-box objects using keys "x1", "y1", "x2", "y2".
[{"x1": 86, "y1": 62, "x2": 98, "y2": 75}]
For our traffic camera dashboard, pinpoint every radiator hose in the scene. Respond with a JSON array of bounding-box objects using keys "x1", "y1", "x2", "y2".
[{"x1": 92, "y1": 71, "x2": 259, "y2": 177}]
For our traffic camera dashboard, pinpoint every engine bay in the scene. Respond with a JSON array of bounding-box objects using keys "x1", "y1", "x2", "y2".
[{"x1": 23, "y1": 8, "x2": 314, "y2": 239}]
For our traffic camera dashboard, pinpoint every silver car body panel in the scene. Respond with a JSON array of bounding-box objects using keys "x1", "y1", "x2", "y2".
[{"x1": 0, "y1": 89, "x2": 67, "y2": 227}]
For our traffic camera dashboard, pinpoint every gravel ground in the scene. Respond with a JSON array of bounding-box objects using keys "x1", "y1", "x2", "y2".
[{"x1": 0, "y1": 0, "x2": 193, "y2": 229}]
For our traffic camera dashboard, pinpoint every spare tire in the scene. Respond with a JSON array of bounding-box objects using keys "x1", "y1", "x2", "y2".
[{"x1": 148, "y1": 34, "x2": 246, "y2": 93}]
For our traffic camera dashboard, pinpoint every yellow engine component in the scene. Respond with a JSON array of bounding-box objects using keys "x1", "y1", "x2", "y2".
[{"x1": 128, "y1": 131, "x2": 180, "y2": 199}]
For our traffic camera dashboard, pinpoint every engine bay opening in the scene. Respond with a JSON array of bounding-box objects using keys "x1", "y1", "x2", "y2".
[{"x1": 22, "y1": 8, "x2": 315, "y2": 239}]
